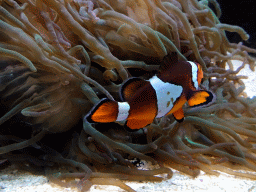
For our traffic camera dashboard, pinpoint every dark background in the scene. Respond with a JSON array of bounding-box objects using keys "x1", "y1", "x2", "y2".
[{"x1": 217, "y1": 0, "x2": 256, "y2": 49}]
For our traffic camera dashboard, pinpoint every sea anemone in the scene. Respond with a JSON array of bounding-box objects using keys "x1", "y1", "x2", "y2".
[{"x1": 0, "y1": 0, "x2": 256, "y2": 191}]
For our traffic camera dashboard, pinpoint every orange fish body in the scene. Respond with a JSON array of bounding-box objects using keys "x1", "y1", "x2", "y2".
[{"x1": 86, "y1": 53, "x2": 214, "y2": 130}]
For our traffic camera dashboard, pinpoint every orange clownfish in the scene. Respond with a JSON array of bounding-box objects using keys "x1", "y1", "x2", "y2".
[{"x1": 85, "y1": 53, "x2": 215, "y2": 130}]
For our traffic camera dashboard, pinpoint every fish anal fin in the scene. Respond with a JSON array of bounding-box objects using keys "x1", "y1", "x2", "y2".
[
  {"x1": 172, "y1": 107, "x2": 184, "y2": 122},
  {"x1": 125, "y1": 89, "x2": 157, "y2": 130},
  {"x1": 126, "y1": 118, "x2": 154, "y2": 130},
  {"x1": 86, "y1": 98, "x2": 118, "y2": 123},
  {"x1": 187, "y1": 90, "x2": 215, "y2": 107},
  {"x1": 126, "y1": 108, "x2": 156, "y2": 130},
  {"x1": 120, "y1": 77, "x2": 147, "y2": 101}
]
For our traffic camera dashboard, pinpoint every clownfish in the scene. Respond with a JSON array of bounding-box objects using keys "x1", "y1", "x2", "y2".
[{"x1": 85, "y1": 53, "x2": 215, "y2": 130}]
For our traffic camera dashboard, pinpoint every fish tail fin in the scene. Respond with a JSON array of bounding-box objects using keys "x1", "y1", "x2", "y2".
[
  {"x1": 187, "y1": 90, "x2": 215, "y2": 107},
  {"x1": 85, "y1": 98, "x2": 118, "y2": 123}
]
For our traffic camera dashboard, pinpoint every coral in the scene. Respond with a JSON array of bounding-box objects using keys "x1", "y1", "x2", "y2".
[{"x1": 0, "y1": 0, "x2": 256, "y2": 191}]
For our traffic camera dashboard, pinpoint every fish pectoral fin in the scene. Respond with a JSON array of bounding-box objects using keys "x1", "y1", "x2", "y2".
[
  {"x1": 126, "y1": 118, "x2": 154, "y2": 130},
  {"x1": 86, "y1": 98, "x2": 118, "y2": 123},
  {"x1": 172, "y1": 108, "x2": 184, "y2": 122},
  {"x1": 187, "y1": 90, "x2": 215, "y2": 107},
  {"x1": 120, "y1": 77, "x2": 147, "y2": 101}
]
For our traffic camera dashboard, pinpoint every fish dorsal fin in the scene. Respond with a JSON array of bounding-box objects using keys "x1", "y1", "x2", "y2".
[
  {"x1": 159, "y1": 52, "x2": 179, "y2": 74},
  {"x1": 186, "y1": 90, "x2": 215, "y2": 107},
  {"x1": 120, "y1": 77, "x2": 147, "y2": 101}
]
